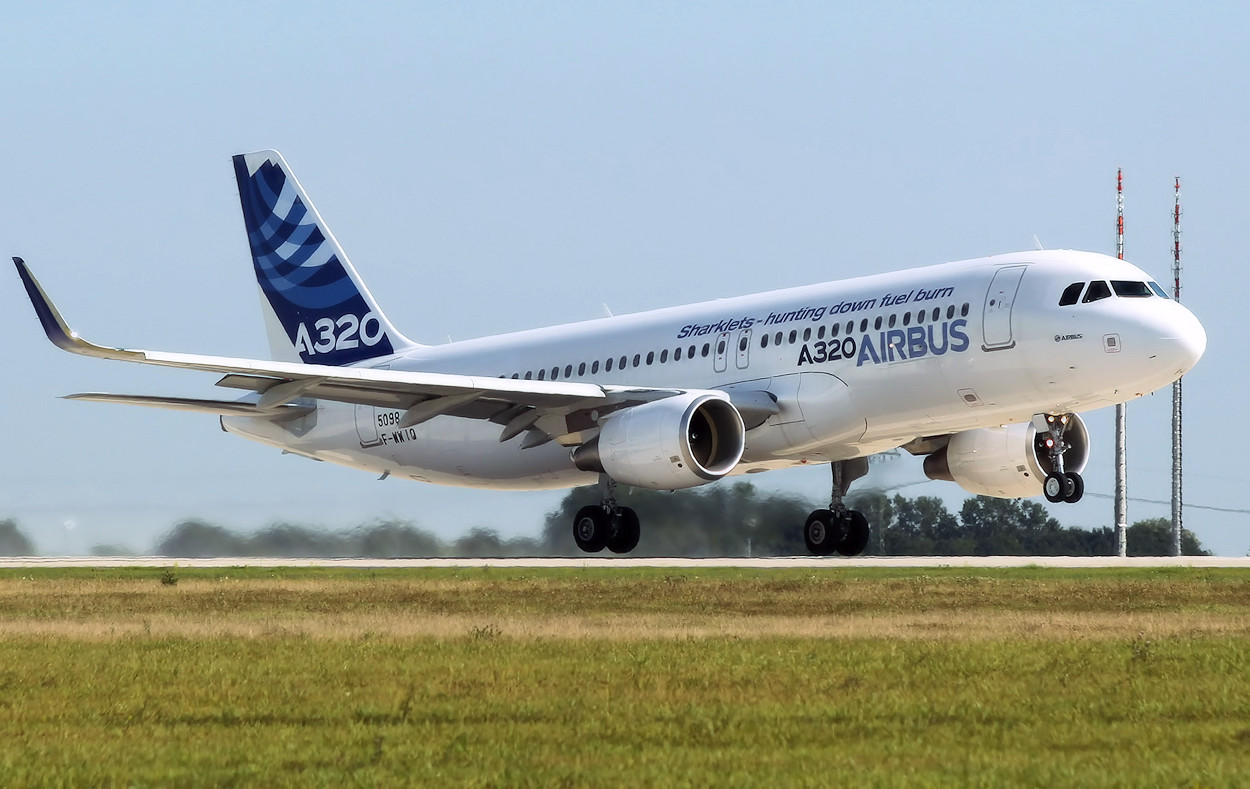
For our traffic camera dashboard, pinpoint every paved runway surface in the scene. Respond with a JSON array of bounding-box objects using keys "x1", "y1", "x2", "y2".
[{"x1": 2, "y1": 556, "x2": 1249, "y2": 568}]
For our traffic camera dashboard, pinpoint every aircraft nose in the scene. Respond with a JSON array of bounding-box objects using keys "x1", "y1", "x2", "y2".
[{"x1": 1160, "y1": 303, "x2": 1206, "y2": 373}]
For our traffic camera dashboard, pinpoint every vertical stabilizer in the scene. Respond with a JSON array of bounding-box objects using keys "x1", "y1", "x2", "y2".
[{"x1": 233, "y1": 150, "x2": 419, "y2": 365}]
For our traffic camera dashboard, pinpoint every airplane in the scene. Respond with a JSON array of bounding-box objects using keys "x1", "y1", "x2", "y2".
[{"x1": 13, "y1": 150, "x2": 1206, "y2": 556}]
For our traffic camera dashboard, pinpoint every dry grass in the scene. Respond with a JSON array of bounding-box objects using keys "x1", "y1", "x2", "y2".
[{"x1": 0, "y1": 567, "x2": 1246, "y2": 785}]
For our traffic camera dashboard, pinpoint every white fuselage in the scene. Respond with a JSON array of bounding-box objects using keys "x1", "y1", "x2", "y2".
[{"x1": 223, "y1": 250, "x2": 1206, "y2": 490}]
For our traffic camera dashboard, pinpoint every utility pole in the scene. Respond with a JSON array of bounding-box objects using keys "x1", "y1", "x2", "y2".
[
  {"x1": 1114, "y1": 169, "x2": 1127, "y2": 557},
  {"x1": 1171, "y1": 177, "x2": 1184, "y2": 556}
]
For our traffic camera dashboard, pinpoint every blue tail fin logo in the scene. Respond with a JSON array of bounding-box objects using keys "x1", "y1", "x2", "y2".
[{"x1": 233, "y1": 150, "x2": 415, "y2": 365}]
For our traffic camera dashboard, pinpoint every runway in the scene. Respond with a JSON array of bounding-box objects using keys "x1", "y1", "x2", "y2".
[{"x1": 2, "y1": 556, "x2": 1249, "y2": 569}]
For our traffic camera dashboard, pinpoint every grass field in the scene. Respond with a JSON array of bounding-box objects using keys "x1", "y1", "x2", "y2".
[{"x1": 0, "y1": 566, "x2": 1246, "y2": 785}]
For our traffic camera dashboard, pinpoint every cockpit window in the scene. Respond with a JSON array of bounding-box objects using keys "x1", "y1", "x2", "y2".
[
  {"x1": 1058, "y1": 282, "x2": 1084, "y2": 306},
  {"x1": 1148, "y1": 282, "x2": 1170, "y2": 298},
  {"x1": 1082, "y1": 280, "x2": 1112, "y2": 303},
  {"x1": 1112, "y1": 280, "x2": 1153, "y2": 298}
]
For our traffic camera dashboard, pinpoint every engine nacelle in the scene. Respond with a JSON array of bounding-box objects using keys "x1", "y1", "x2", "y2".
[
  {"x1": 572, "y1": 392, "x2": 746, "y2": 490},
  {"x1": 922, "y1": 415, "x2": 1090, "y2": 498}
]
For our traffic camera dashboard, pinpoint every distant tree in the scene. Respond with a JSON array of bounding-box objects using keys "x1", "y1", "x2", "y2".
[
  {"x1": 351, "y1": 519, "x2": 444, "y2": 558},
  {"x1": 155, "y1": 519, "x2": 247, "y2": 557},
  {"x1": 0, "y1": 519, "x2": 35, "y2": 556},
  {"x1": 1126, "y1": 517, "x2": 1209, "y2": 556},
  {"x1": 90, "y1": 543, "x2": 136, "y2": 557}
]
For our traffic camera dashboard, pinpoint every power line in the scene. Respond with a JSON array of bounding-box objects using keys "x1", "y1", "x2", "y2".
[{"x1": 1084, "y1": 492, "x2": 1250, "y2": 516}]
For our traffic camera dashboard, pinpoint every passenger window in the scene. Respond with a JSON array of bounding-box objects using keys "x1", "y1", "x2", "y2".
[
  {"x1": 1112, "y1": 280, "x2": 1153, "y2": 298},
  {"x1": 946, "y1": 305, "x2": 955, "y2": 320},
  {"x1": 716, "y1": 341, "x2": 725, "y2": 356},
  {"x1": 788, "y1": 330, "x2": 797, "y2": 344},
  {"x1": 1083, "y1": 280, "x2": 1112, "y2": 303},
  {"x1": 888, "y1": 314, "x2": 896, "y2": 328},
  {"x1": 578, "y1": 362, "x2": 585, "y2": 376},
  {"x1": 620, "y1": 355, "x2": 627, "y2": 369},
  {"x1": 606, "y1": 358, "x2": 614, "y2": 372},
  {"x1": 831, "y1": 323, "x2": 840, "y2": 337},
  {"x1": 1059, "y1": 282, "x2": 1084, "y2": 306},
  {"x1": 873, "y1": 316, "x2": 882, "y2": 330},
  {"x1": 761, "y1": 334, "x2": 769, "y2": 348},
  {"x1": 564, "y1": 365, "x2": 572, "y2": 378},
  {"x1": 701, "y1": 343, "x2": 710, "y2": 357},
  {"x1": 817, "y1": 325, "x2": 826, "y2": 339},
  {"x1": 537, "y1": 369, "x2": 546, "y2": 380},
  {"x1": 846, "y1": 321, "x2": 854, "y2": 335},
  {"x1": 524, "y1": 371, "x2": 532, "y2": 380},
  {"x1": 803, "y1": 328, "x2": 812, "y2": 341},
  {"x1": 646, "y1": 352, "x2": 654, "y2": 365},
  {"x1": 592, "y1": 360, "x2": 600, "y2": 374},
  {"x1": 903, "y1": 312, "x2": 911, "y2": 326},
  {"x1": 688, "y1": 345, "x2": 696, "y2": 358},
  {"x1": 660, "y1": 349, "x2": 668, "y2": 363},
  {"x1": 675, "y1": 347, "x2": 683, "y2": 361},
  {"x1": 859, "y1": 319, "x2": 868, "y2": 333},
  {"x1": 632, "y1": 354, "x2": 640, "y2": 367},
  {"x1": 551, "y1": 367, "x2": 560, "y2": 380},
  {"x1": 774, "y1": 332, "x2": 782, "y2": 346},
  {"x1": 738, "y1": 337, "x2": 748, "y2": 352},
  {"x1": 961, "y1": 302, "x2": 969, "y2": 317}
]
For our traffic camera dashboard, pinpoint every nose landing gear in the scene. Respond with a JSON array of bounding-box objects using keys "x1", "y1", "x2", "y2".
[{"x1": 1037, "y1": 413, "x2": 1085, "y2": 504}]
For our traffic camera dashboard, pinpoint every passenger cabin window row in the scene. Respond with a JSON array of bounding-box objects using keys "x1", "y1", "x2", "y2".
[
  {"x1": 500, "y1": 301, "x2": 971, "y2": 381},
  {"x1": 1059, "y1": 279, "x2": 1167, "y2": 306}
]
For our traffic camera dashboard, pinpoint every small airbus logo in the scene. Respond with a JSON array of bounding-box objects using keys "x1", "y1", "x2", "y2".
[{"x1": 1054, "y1": 333, "x2": 1083, "y2": 342}]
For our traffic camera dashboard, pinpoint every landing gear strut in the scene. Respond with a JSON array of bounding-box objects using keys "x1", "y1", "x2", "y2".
[
  {"x1": 804, "y1": 458, "x2": 871, "y2": 557},
  {"x1": 572, "y1": 475, "x2": 641, "y2": 554},
  {"x1": 1036, "y1": 413, "x2": 1084, "y2": 504}
]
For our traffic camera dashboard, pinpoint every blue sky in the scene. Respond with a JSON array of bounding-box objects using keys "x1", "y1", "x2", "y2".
[{"x1": 2, "y1": 2, "x2": 1246, "y2": 554}]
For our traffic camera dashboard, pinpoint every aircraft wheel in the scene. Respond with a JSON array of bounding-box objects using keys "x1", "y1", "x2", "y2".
[
  {"x1": 1063, "y1": 472, "x2": 1085, "y2": 504},
  {"x1": 804, "y1": 509, "x2": 840, "y2": 556},
  {"x1": 837, "y1": 510, "x2": 870, "y2": 557},
  {"x1": 607, "y1": 507, "x2": 641, "y2": 554},
  {"x1": 573, "y1": 505, "x2": 609, "y2": 553},
  {"x1": 1043, "y1": 473, "x2": 1066, "y2": 503}
]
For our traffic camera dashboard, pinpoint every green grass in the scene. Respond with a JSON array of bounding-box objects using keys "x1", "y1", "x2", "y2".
[{"x1": 0, "y1": 567, "x2": 1246, "y2": 785}]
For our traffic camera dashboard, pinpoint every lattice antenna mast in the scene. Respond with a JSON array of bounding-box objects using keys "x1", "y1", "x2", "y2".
[
  {"x1": 1171, "y1": 177, "x2": 1183, "y2": 556},
  {"x1": 1114, "y1": 169, "x2": 1127, "y2": 557}
]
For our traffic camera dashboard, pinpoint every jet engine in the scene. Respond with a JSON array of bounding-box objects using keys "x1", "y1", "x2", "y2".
[
  {"x1": 922, "y1": 415, "x2": 1090, "y2": 498},
  {"x1": 572, "y1": 392, "x2": 745, "y2": 490}
]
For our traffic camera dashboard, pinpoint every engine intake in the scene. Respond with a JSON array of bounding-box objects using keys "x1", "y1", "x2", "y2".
[
  {"x1": 922, "y1": 415, "x2": 1090, "y2": 498},
  {"x1": 572, "y1": 392, "x2": 745, "y2": 490}
]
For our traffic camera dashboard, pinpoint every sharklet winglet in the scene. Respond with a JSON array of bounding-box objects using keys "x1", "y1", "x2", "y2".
[{"x1": 13, "y1": 258, "x2": 144, "y2": 362}]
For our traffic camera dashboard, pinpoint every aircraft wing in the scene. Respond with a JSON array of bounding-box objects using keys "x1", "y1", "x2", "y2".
[{"x1": 17, "y1": 258, "x2": 778, "y2": 447}]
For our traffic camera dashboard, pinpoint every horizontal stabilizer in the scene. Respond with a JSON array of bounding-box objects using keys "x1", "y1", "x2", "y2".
[{"x1": 64, "y1": 393, "x2": 313, "y2": 417}]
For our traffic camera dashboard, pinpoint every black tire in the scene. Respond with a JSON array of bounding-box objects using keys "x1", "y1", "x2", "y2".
[
  {"x1": 607, "y1": 507, "x2": 641, "y2": 554},
  {"x1": 837, "y1": 510, "x2": 870, "y2": 557},
  {"x1": 1063, "y1": 472, "x2": 1084, "y2": 504},
  {"x1": 573, "y1": 505, "x2": 609, "y2": 553},
  {"x1": 804, "y1": 509, "x2": 839, "y2": 556},
  {"x1": 1043, "y1": 472, "x2": 1066, "y2": 503}
]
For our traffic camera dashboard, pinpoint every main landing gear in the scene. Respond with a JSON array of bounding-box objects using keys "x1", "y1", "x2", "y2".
[
  {"x1": 804, "y1": 458, "x2": 871, "y2": 557},
  {"x1": 1036, "y1": 413, "x2": 1085, "y2": 504},
  {"x1": 572, "y1": 475, "x2": 641, "y2": 554}
]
